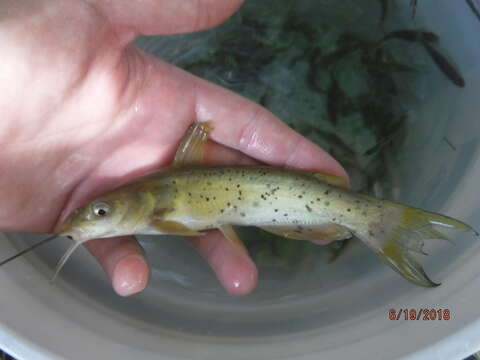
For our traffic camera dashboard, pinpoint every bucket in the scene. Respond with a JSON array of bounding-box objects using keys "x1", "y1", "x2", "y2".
[{"x1": 1, "y1": 0, "x2": 480, "y2": 359}]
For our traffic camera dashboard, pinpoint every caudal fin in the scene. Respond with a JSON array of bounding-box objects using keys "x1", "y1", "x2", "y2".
[{"x1": 362, "y1": 205, "x2": 477, "y2": 287}]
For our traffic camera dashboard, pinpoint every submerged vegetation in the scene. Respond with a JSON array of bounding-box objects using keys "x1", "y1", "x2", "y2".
[{"x1": 137, "y1": 0, "x2": 465, "y2": 267}]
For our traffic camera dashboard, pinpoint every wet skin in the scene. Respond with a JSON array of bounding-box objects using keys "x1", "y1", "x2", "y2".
[{"x1": 0, "y1": 0, "x2": 346, "y2": 296}]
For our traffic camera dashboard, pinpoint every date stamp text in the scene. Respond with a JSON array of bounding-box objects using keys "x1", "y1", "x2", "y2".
[{"x1": 389, "y1": 309, "x2": 451, "y2": 321}]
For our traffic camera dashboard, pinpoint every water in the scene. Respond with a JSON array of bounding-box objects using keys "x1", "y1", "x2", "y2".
[
  {"x1": 1, "y1": 0, "x2": 474, "y2": 346},
  {"x1": 134, "y1": 0, "x2": 459, "y2": 284},
  {"x1": 136, "y1": 0, "x2": 423, "y2": 193},
  {"x1": 5, "y1": 0, "x2": 464, "y2": 302}
]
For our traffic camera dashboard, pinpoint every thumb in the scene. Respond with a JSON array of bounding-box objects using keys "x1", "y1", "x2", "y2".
[{"x1": 93, "y1": 0, "x2": 245, "y2": 36}]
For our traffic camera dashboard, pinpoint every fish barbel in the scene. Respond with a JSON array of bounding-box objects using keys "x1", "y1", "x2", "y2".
[{"x1": 56, "y1": 122, "x2": 477, "y2": 287}]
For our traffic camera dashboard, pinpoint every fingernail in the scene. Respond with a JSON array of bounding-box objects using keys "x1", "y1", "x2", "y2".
[
  {"x1": 112, "y1": 254, "x2": 149, "y2": 297},
  {"x1": 227, "y1": 269, "x2": 257, "y2": 296},
  {"x1": 223, "y1": 259, "x2": 258, "y2": 296}
]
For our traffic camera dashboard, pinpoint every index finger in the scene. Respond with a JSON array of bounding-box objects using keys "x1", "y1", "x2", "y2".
[{"x1": 193, "y1": 78, "x2": 348, "y2": 179}]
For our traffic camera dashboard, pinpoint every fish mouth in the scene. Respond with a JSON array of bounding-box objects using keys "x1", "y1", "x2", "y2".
[
  {"x1": 57, "y1": 219, "x2": 89, "y2": 242},
  {"x1": 58, "y1": 225, "x2": 90, "y2": 242},
  {"x1": 59, "y1": 228, "x2": 116, "y2": 243},
  {"x1": 58, "y1": 230, "x2": 76, "y2": 242},
  {"x1": 58, "y1": 220, "x2": 75, "y2": 240}
]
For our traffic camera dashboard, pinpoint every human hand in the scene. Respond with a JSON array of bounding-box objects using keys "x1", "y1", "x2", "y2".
[{"x1": 0, "y1": 0, "x2": 347, "y2": 296}]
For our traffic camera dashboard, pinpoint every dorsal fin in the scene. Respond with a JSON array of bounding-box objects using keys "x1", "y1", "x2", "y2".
[
  {"x1": 311, "y1": 172, "x2": 350, "y2": 189},
  {"x1": 173, "y1": 122, "x2": 213, "y2": 166}
]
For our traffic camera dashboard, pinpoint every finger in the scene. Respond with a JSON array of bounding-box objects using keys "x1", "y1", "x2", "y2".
[
  {"x1": 203, "y1": 140, "x2": 259, "y2": 166},
  {"x1": 84, "y1": 236, "x2": 149, "y2": 296},
  {"x1": 188, "y1": 230, "x2": 258, "y2": 296},
  {"x1": 121, "y1": 50, "x2": 346, "y2": 180},
  {"x1": 183, "y1": 140, "x2": 258, "y2": 296},
  {"x1": 310, "y1": 238, "x2": 338, "y2": 245},
  {"x1": 125, "y1": 54, "x2": 346, "y2": 178},
  {"x1": 93, "y1": 0, "x2": 245, "y2": 36},
  {"x1": 192, "y1": 78, "x2": 349, "y2": 180}
]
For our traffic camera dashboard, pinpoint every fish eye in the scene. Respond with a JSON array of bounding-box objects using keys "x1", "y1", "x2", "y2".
[{"x1": 92, "y1": 201, "x2": 111, "y2": 217}]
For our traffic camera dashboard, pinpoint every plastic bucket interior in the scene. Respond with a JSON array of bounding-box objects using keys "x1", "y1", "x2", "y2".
[{"x1": 1, "y1": 0, "x2": 480, "y2": 359}]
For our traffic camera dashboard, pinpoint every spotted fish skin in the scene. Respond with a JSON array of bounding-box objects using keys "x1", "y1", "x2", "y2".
[
  {"x1": 155, "y1": 166, "x2": 374, "y2": 232},
  {"x1": 53, "y1": 121, "x2": 477, "y2": 287},
  {"x1": 60, "y1": 164, "x2": 477, "y2": 288}
]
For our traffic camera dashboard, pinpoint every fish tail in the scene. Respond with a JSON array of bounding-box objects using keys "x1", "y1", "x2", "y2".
[{"x1": 362, "y1": 204, "x2": 477, "y2": 287}]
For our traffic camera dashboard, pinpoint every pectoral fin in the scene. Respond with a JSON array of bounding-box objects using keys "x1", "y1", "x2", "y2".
[
  {"x1": 174, "y1": 121, "x2": 213, "y2": 166},
  {"x1": 311, "y1": 172, "x2": 350, "y2": 189},
  {"x1": 260, "y1": 223, "x2": 352, "y2": 242},
  {"x1": 219, "y1": 225, "x2": 247, "y2": 251},
  {"x1": 151, "y1": 219, "x2": 204, "y2": 236}
]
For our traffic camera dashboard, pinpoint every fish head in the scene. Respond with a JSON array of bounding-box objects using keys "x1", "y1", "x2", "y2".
[{"x1": 59, "y1": 189, "x2": 149, "y2": 242}]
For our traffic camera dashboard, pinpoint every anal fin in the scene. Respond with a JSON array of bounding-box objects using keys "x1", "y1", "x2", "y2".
[
  {"x1": 328, "y1": 238, "x2": 354, "y2": 263},
  {"x1": 260, "y1": 223, "x2": 352, "y2": 243}
]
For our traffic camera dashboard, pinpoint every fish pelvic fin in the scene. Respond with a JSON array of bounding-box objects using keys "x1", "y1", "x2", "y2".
[
  {"x1": 363, "y1": 205, "x2": 477, "y2": 288},
  {"x1": 219, "y1": 225, "x2": 248, "y2": 251}
]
